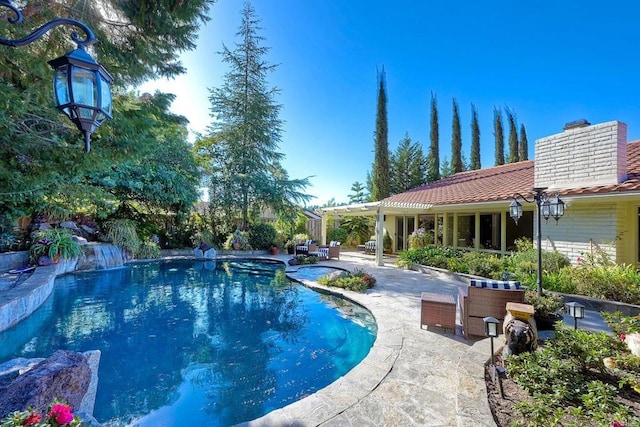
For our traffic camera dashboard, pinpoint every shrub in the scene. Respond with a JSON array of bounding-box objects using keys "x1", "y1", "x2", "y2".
[
  {"x1": 327, "y1": 227, "x2": 347, "y2": 245},
  {"x1": 408, "y1": 227, "x2": 434, "y2": 249},
  {"x1": 135, "y1": 241, "x2": 160, "y2": 259},
  {"x1": 295, "y1": 255, "x2": 318, "y2": 265},
  {"x1": 249, "y1": 223, "x2": 277, "y2": 250},
  {"x1": 524, "y1": 290, "x2": 564, "y2": 318},
  {"x1": 508, "y1": 324, "x2": 638, "y2": 426},
  {"x1": 102, "y1": 219, "x2": 140, "y2": 254},
  {"x1": 461, "y1": 251, "x2": 503, "y2": 279},
  {"x1": 318, "y1": 268, "x2": 376, "y2": 292}
]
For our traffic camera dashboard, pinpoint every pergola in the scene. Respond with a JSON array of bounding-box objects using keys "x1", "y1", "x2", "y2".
[{"x1": 319, "y1": 201, "x2": 433, "y2": 266}]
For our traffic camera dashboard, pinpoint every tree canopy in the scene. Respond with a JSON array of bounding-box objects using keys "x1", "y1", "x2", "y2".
[{"x1": 0, "y1": 1, "x2": 213, "y2": 226}]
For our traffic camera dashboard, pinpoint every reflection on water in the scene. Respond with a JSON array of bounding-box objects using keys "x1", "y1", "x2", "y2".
[{"x1": 0, "y1": 259, "x2": 376, "y2": 426}]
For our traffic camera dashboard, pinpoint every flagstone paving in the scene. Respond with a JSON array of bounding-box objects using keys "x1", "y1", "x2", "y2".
[{"x1": 241, "y1": 252, "x2": 497, "y2": 427}]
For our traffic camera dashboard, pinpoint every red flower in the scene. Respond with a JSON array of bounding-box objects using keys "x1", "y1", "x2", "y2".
[
  {"x1": 620, "y1": 333, "x2": 627, "y2": 342},
  {"x1": 612, "y1": 421, "x2": 625, "y2": 427},
  {"x1": 48, "y1": 403, "x2": 74, "y2": 425},
  {"x1": 22, "y1": 413, "x2": 41, "y2": 425}
]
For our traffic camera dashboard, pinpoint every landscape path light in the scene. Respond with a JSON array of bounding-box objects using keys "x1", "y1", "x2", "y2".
[
  {"x1": 509, "y1": 187, "x2": 565, "y2": 297},
  {"x1": 565, "y1": 301, "x2": 585, "y2": 330},
  {"x1": 0, "y1": 0, "x2": 113, "y2": 152}
]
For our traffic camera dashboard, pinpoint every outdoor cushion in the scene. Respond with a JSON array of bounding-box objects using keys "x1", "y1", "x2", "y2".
[{"x1": 469, "y1": 279, "x2": 521, "y2": 290}]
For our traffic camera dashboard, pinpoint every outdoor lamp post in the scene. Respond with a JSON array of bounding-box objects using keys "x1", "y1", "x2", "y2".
[
  {"x1": 0, "y1": 0, "x2": 113, "y2": 152},
  {"x1": 509, "y1": 187, "x2": 565, "y2": 297},
  {"x1": 565, "y1": 301, "x2": 585, "y2": 330}
]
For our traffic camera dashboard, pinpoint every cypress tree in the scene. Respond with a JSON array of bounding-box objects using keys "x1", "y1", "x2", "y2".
[
  {"x1": 507, "y1": 109, "x2": 519, "y2": 163},
  {"x1": 494, "y1": 107, "x2": 505, "y2": 166},
  {"x1": 519, "y1": 124, "x2": 529, "y2": 160},
  {"x1": 470, "y1": 103, "x2": 481, "y2": 170},
  {"x1": 427, "y1": 92, "x2": 440, "y2": 182},
  {"x1": 371, "y1": 67, "x2": 390, "y2": 201},
  {"x1": 451, "y1": 98, "x2": 463, "y2": 173}
]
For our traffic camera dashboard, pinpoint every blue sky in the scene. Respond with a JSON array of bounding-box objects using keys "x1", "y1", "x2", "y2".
[{"x1": 140, "y1": 0, "x2": 640, "y2": 206}]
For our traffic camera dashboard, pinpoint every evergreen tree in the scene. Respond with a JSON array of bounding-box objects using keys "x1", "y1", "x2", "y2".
[
  {"x1": 494, "y1": 107, "x2": 505, "y2": 166},
  {"x1": 519, "y1": 124, "x2": 529, "y2": 160},
  {"x1": 349, "y1": 182, "x2": 368, "y2": 204},
  {"x1": 507, "y1": 109, "x2": 519, "y2": 163},
  {"x1": 470, "y1": 103, "x2": 481, "y2": 170},
  {"x1": 440, "y1": 156, "x2": 453, "y2": 178},
  {"x1": 200, "y1": 2, "x2": 310, "y2": 231},
  {"x1": 451, "y1": 98, "x2": 463, "y2": 173},
  {"x1": 390, "y1": 133, "x2": 427, "y2": 194},
  {"x1": 371, "y1": 67, "x2": 390, "y2": 201},
  {"x1": 428, "y1": 92, "x2": 440, "y2": 182}
]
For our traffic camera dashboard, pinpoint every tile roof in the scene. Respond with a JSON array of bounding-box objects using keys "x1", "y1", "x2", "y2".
[{"x1": 383, "y1": 141, "x2": 640, "y2": 207}]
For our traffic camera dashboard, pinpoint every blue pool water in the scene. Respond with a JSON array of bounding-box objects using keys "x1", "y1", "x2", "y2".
[{"x1": 0, "y1": 259, "x2": 376, "y2": 426}]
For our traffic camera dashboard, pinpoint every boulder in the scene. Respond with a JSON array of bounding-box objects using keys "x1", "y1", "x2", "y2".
[{"x1": 0, "y1": 350, "x2": 91, "y2": 418}]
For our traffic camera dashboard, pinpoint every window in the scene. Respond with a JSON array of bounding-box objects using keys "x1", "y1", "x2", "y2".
[
  {"x1": 457, "y1": 214, "x2": 475, "y2": 248},
  {"x1": 480, "y1": 213, "x2": 501, "y2": 250}
]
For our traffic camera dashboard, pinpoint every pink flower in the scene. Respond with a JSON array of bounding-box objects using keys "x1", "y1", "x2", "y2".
[
  {"x1": 612, "y1": 421, "x2": 625, "y2": 427},
  {"x1": 22, "y1": 413, "x2": 41, "y2": 425},
  {"x1": 620, "y1": 333, "x2": 627, "y2": 342},
  {"x1": 48, "y1": 403, "x2": 74, "y2": 425}
]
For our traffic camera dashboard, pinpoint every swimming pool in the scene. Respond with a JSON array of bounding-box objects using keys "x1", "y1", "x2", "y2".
[{"x1": 0, "y1": 259, "x2": 376, "y2": 426}]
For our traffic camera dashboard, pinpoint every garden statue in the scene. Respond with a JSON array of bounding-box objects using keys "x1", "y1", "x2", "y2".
[{"x1": 503, "y1": 302, "x2": 538, "y2": 357}]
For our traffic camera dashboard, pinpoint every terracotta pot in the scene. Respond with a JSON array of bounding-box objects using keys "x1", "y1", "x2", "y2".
[{"x1": 270, "y1": 247, "x2": 279, "y2": 255}]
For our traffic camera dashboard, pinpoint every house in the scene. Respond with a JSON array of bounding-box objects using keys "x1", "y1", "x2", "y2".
[{"x1": 320, "y1": 120, "x2": 640, "y2": 266}]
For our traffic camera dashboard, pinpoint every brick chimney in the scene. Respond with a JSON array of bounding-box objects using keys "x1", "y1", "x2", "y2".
[{"x1": 534, "y1": 120, "x2": 627, "y2": 189}]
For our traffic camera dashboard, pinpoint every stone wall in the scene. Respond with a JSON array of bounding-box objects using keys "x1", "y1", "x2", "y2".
[{"x1": 535, "y1": 120, "x2": 627, "y2": 189}]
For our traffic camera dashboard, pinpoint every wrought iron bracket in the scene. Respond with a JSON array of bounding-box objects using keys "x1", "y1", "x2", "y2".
[{"x1": 0, "y1": 0, "x2": 97, "y2": 50}]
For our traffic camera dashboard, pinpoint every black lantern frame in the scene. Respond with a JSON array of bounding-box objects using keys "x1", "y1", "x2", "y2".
[
  {"x1": 0, "y1": 0, "x2": 113, "y2": 152},
  {"x1": 509, "y1": 187, "x2": 566, "y2": 297}
]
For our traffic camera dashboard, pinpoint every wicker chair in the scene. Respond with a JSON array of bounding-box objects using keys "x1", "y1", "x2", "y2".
[{"x1": 458, "y1": 280, "x2": 525, "y2": 339}]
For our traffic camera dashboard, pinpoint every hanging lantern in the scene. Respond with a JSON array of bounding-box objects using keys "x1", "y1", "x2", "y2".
[{"x1": 48, "y1": 47, "x2": 113, "y2": 152}]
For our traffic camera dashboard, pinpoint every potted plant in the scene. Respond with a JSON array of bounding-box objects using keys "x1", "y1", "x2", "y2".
[
  {"x1": 269, "y1": 242, "x2": 279, "y2": 255},
  {"x1": 225, "y1": 229, "x2": 248, "y2": 250},
  {"x1": 29, "y1": 228, "x2": 82, "y2": 265},
  {"x1": 284, "y1": 239, "x2": 296, "y2": 254},
  {"x1": 525, "y1": 290, "x2": 564, "y2": 330}
]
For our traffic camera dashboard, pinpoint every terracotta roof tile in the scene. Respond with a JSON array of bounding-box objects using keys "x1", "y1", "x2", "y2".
[{"x1": 384, "y1": 141, "x2": 640, "y2": 206}]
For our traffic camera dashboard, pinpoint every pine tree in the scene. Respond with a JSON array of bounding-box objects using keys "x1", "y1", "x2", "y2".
[
  {"x1": 494, "y1": 107, "x2": 505, "y2": 166},
  {"x1": 470, "y1": 103, "x2": 481, "y2": 170},
  {"x1": 507, "y1": 109, "x2": 519, "y2": 163},
  {"x1": 451, "y1": 98, "x2": 463, "y2": 173},
  {"x1": 371, "y1": 67, "x2": 390, "y2": 201},
  {"x1": 203, "y1": 2, "x2": 310, "y2": 231},
  {"x1": 349, "y1": 182, "x2": 368, "y2": 204},
  {"x1": 390, "y1": 133, "x2": 427, "y2": 194},
  {"x1": 519, "y1": 124, "x2": 529, "y2": 160},
  {"x1": 427, "y1": 92, "x2": 440, "y2": 182},
  {"x1": 440, "y1": 156, "x2": 453, "y2": 178}
]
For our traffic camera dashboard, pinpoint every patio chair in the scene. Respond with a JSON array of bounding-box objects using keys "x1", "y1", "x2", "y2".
[
  {"x1": 295, "y1": 240, "x2": 318, "y2": 255},
  {"x1": 315, "y1": 241, "x2": 341, "y2": 260},
  {"x1": 364, "y1": 240, "x2": 376, "y2": 254}
]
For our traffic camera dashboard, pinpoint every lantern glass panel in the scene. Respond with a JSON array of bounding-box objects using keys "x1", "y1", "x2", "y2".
[
  {"x1": 541, "y1": 199, "x2": 551, "y2": 220},
  {"x1": 100, "y1": 75, "x2": 112, "y2": 117},
  {"x1": 509, "y1": 200, "x2": 522, "y2": 221},
  {"x1": 71, "y1": 67, "x2": 97, "y2": 119},
  {"x1": 53, "y1": 66, "x2": 71, "y2": 117}
]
